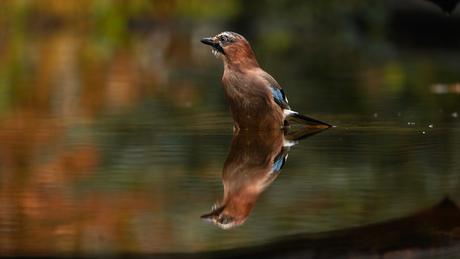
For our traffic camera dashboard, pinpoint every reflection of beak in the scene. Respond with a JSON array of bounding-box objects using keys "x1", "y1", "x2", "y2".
[
  {"x1": 200, "y1": 214, "x2": 213, "y2": 222},
  {"x1": 200, "y1": 204, "x2": 225, "y2": 221},
  {"x1": 200, "y1": 37, "x2": 215, "y2": 46}
]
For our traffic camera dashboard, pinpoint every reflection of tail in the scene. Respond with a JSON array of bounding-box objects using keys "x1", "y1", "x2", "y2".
[
  {"x1": 284, "y1": 110, "x2": 331, "y2": 127},
  {"x1": 285, "y1": 127, "x2": 328, "y2": 142}
]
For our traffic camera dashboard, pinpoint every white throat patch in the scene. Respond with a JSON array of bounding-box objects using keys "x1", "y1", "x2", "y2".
[{"x1": 212, "y1": 48, "x2": 221, "y2": 58}]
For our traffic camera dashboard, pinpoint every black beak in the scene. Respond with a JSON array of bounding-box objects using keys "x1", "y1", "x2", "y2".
[
  {"x1": 201, "y1": 37, "x2": 215, "y2": 46},
  {"x1": 201, "y1": 37, "x2": 226, "y2": 55}
]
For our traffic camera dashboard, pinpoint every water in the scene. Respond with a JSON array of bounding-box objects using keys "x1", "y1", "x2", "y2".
[
  {"x1": 1, "y1": 1, "x2": 460, "y2": 258},
  {"x1": 2, "y1": 99, "x2": 459, "y2": 257}
]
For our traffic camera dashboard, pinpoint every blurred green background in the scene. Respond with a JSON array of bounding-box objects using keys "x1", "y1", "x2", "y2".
[{"x1": 0, "y1": 0, "x2": 459, "y2": 119}]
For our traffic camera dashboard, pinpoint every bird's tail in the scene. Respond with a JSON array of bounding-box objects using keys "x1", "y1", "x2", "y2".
[{"x1": 285, "y1": 110, "x2": 331, "y2": 128}]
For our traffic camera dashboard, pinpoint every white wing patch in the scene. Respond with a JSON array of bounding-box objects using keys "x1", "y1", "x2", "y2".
[{"x1": 283, "y1": 109, "x2": 297, "y2": 116}]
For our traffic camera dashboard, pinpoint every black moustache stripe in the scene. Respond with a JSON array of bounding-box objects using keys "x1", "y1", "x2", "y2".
[{"x1": 215, "y1": 44, "x2": 226, "y2": 55}]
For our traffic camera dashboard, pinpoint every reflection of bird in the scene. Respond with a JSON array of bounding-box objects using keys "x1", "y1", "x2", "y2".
[
  {"x1": 201, "y1": 127, "x2": 326, "y2": 229},
  {"x1": 201, "y1": 32, "x2": 330, "y2": 131},
  {"x1": 425, "y1": 0, "x2": 459, "y2": 15},
  {"x1": 201, "y1": 130, "x2": 289, "y2": 229}
]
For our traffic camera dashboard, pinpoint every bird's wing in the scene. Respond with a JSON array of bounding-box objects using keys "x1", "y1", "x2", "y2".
[
  {"x1": 258, "y1": 71, "x2": 291, "y2": 110},
  {"x1": 269, "y1": 86, "x2": 290, "y2": 110}
]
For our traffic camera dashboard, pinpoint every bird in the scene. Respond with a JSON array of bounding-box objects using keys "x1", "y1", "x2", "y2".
[{"x1": 201, "y1": 31, "x2": 331, "y2": 131}]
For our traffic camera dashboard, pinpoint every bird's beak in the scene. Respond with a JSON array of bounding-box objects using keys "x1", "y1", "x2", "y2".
[
  {"x1": 201, "y1": 37, "x2": 226, "y2": 56},
  {"x1": 200, "y1": 37, "x2": 215, "y2": 46}
]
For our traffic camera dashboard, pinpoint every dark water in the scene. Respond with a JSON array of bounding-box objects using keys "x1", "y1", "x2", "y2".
[{"x1": 1, "y1": 1, "x2": 460, "y2": 258}]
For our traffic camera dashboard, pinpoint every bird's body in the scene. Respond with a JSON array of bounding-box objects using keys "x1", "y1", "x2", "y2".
[
  {"x1": 223, "y1": 68, "x2": 285, "y2": 130},
  {"x1": 201, "y1": 32, "x2": 330, "y2": 130}
]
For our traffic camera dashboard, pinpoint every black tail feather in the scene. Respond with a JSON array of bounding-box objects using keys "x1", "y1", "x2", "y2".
[{"x1": 287, "y1": 112, "x2": 331, "y2": 127}]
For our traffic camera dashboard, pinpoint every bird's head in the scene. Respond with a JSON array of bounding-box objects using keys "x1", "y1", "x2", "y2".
[{"x1": 201, "y1": 32, "x2": 258, "y2": 68}]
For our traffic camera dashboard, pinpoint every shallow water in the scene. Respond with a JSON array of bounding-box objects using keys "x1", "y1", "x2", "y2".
[
  {"x1": 1, "y1": 1, "x2": 460, "y2": 258},
  {"x1": 2, "y1": 98, "x2": 459, "y2": 256}
]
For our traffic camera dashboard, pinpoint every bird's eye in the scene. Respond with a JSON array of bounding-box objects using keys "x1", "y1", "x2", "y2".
[{"x1": 219, "y1": 35, "x2": 230, "y2": 42}]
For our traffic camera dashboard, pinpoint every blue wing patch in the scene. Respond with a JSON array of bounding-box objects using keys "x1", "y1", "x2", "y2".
[
  {"x1": 269, "y1": 86, "x2": 290, "y2": 109},
  {"x1": 269, "y1": 153, "x2": 287, "y2": 175}
]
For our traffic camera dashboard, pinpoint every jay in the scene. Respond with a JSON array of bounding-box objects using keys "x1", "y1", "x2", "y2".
[{"x1": 201, "y1": 31, "x2": 331, "y2": 131}]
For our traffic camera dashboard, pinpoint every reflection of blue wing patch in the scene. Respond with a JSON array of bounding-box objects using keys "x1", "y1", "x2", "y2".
[
  {"x1": 269, "y1": 153, "x2": 288, "y2": 175},
  {"x1": 269, "y1": 86, "x2": 289, "y2": 109}
]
